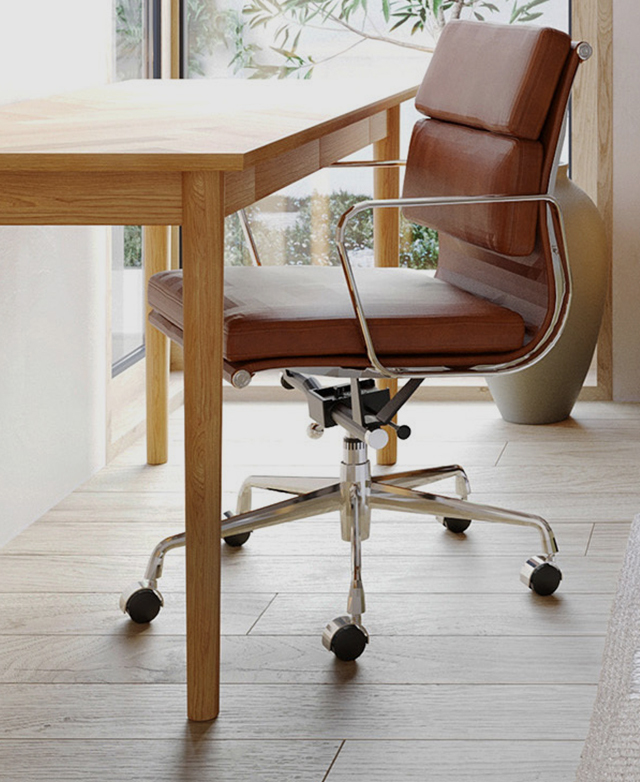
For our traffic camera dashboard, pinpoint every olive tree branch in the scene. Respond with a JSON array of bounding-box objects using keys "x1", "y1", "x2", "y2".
[{"x1": 306, "y1": 0, "x2": 435, "y2": 52}]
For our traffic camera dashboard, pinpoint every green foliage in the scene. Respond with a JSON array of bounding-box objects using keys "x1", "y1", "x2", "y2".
[
  {"x1": 115, "y1": 0, "x2": 142, "y2": 45},
  {"x1": 114, "y1": 0, "x2": 144, "y2": 81},
  {"x1": 399, "y1": 222, "x2": 438, "y2": 269},
  {"x1": 124, "y1": 225, "x2": 143, "y2": 268},
  {"x1": 237, "y1": 0, "x2": 552, "y2": 78},
  {"x1": 509, "y1": 0, "x2": 550, "y2": 23},
  {"x1": 225, "y1": 191, "x2": 438, "y2": 270}
]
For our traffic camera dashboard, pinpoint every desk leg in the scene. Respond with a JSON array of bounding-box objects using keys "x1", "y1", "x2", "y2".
[
  {"x1": 182, "y1": 171, "x2": 224, "y2": 722},
  {"x1": 145, "y1": 226, "x2": 171, "y2": 465},
  {"x1": 374, "y1": 105, "x2": 401, "y2": 467}
]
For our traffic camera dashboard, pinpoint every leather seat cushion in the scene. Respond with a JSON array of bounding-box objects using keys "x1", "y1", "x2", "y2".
[
  {"x1": 148, "y1": 266, "x2": 525, "y2": 363},
  {"x1": 416, "y1": 20, "x2": 572, "y2": 140}
]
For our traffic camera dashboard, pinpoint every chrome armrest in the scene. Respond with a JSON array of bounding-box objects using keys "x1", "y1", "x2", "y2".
[
  {"x1": 334, "y1": 193, "x2": 571, "y2": 379},
  {"x1": 238, "y1": 208, "x2": 262, "y2": 267},
  {"x1": 330, "y1": 160, "x2": 406, "y2": 169}
]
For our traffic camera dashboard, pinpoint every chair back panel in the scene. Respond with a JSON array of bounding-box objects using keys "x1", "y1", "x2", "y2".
[
  {"x1": 436, "y1": 233, "x2": 549, "y2": 334},
  {"x1": 415, "y1": 21, "x2": 571, "y2": 140},
  {"x1": 402, "y1": 119, "x2": 543, "y2": 256},
  {"x1": 402, "y1": 20, "x2": 580, "y2": 337}
]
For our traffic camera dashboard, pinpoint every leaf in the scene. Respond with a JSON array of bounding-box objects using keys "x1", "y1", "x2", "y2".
[
  {"x1": 389, "y1": 14, "x2": 411, "y2": 30},
  {"x1": 473, "y1": 11, "x2": 485, "y2": 19},
  {"x1": 271, "y1": 45, "x2": 304, "y2": 60},
  {"x1": 520, "y1": 10, "x2": 543, "y2": 20},
  {"x1": 382, "y1": 0, "x2": 390, "y2": 22}
]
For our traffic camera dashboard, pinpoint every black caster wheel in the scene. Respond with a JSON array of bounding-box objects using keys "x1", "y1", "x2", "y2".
[
  {"x1": 521, "y1": 555, "x2": 562, "y2": 596},
  {"x1": 280, "y1": 373, "x2": 294, "y2": 390},
  {"x1": 120, "y1": 582, "x2": 164, "y2": 624},
  {"x1": 222, "y1": 510, "x2": 252, "y2": 547},
  {"x1": 322, "y1": 616, "x2": 369, "y2": 661},
  {"x1": 442, "y1": 516, "x2": 472, "y2": 534},
  {"x1": 223, "y1": 531, "x2": 252, "y2": 547}
]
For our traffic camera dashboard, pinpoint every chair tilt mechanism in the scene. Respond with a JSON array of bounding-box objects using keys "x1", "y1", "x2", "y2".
[{"x1": 121, "y1": 20, "x2": 592, "y2": 662}]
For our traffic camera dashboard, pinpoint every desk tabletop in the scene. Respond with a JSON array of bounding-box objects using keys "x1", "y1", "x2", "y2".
[{"x1": 0, "y1": 79, "x2": 419, "y2": 173}]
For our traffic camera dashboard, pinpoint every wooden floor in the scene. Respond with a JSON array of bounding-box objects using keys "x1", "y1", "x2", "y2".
[{"x1": 1, "y1": 398, "x2": 639, "y2": 781}]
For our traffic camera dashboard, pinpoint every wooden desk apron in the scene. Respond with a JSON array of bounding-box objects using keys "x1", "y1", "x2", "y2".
[
  {"x1": 0, "y1": 79, "x2": 417, "y2": 225},
  {"x1": 0, "y1": 78, "x2": 418, "y2": 722}
]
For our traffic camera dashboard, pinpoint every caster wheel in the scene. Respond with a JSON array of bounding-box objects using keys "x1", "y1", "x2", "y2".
[
  {"x1": 521, "y1": 555, "x2": 562, "y2": 596},
  {"x1": 442, "y1": 516, "x2": 472, "y2": 534},
  {"x1": 222, "y1": 510, "x2": 252, "y2": 547},
  {"x1": 223, "y1": 531, "x2": 252, "y2": 547},
  {"x1": 322, "y1": 616, "x2": 369, "y2": 661},
  {"x1": 120, "y1": 582, "x2": 163, "y2": 624},
  {"x1": 281, "y1": 374, "x2": 294, "y2": 390}
]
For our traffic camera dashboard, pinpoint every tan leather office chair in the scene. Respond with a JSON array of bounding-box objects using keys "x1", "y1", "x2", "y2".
[{"x1": 121, "y1": 21, "x2": 592, "y2": 662}]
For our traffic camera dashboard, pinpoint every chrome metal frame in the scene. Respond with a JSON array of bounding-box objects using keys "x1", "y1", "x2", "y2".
[
  {"x1": 335, "y1": 193, "x2": 571, "y2": 379},
  {"x1": 330, "y1": 160, "x2": 407, "y2": 168},
  {"x1": 239, "y1": 209, "x2": 262, "y2": 267},
  {"x1": 125, "y1": 435, "x2": 559, "y2": 632}
]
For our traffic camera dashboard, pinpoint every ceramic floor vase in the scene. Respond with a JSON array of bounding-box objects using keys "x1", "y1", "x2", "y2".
[{"x1": 486, "y1": 165, "x2": 608, "y2": 424}]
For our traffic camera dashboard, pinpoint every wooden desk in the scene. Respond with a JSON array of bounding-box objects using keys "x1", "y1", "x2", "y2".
[{"x1": 0, "y1": 78, "x2": 417, "y2": 721}]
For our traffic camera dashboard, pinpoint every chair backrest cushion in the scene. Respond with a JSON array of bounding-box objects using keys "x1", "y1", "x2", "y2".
[
  {"x1": 415, "y1": 20, "x2": 572, "y2": 140},
  {"x1": 403, "y1": 21, "x2": 572, "y2": 258},
  {"x1": 402, "y1": 118, "x2": 543, "y2": 256}
]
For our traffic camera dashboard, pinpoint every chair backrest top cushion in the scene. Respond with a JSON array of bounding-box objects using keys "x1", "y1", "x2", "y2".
[{"x1": 415, "y1": 20, "x2": 572, "y2": 140}]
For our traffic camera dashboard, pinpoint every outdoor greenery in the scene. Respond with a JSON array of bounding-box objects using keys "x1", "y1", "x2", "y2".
[
  {"x1": 114, "y1": 0, "x2": 143, "y2": 81},
  {"x1": 226, "y1": 191, "x2": 438, "y2": 269},
  {"x1": 236, "y1": 0, "x2": 552, "y2": 78},
  {"x1": 120, "y1": 190, "x2": 438, "y2": 269},
  {"x1": 123, "y1": 226, "x2": 143, "y2": 268}
]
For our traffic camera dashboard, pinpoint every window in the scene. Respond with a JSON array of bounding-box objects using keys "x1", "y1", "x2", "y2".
[
  {"x1": 182, "y1": 0, "x2": 569, "y2": 276},
  {"x1": 111, "y1": 0, "x2": 161, "y2": 376}
]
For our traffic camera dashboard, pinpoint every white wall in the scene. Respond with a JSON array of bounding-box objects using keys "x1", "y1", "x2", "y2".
[
  {"x1": 612, "y1": 0, "x2": 640, "y2": 401},
  {"x1": 0, "y1": 1, "x2": 112, "y2": 547}
]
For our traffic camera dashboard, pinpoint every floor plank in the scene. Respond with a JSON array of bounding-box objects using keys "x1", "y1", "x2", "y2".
[
  {"x1": 72, "y1": 461, "x2": 640, "y2": 495},
  {"x1": 4, "y1": 518, "x2": 594, "y2": 557},
  {"x1": 41, "y1": 488, "x2": 640, "y2": 524},
  {"x1": 0, "y1": 739, "x2": 341, "y2": 782},
  {"x1": 327, "y1": 740, "x2": 584, "y2": 782},
  {"x1": 0, "y1": 593, "x2": 274, "y2": 636},
  {"x1": 0, "y1": 683, "x2": 596, "y2": 740},
  {"x1": 250, "y1": 592, "x2": 616, "y2": 636},
  {"x1": 0, "y1": 553, "x2": 624, "y2": 593},
  {"x1": 587, "y1": 521, "x2": 633, "y2": 555},
  {"x1": 0, "y1": 634, "x2": 605, "y2": 685}
]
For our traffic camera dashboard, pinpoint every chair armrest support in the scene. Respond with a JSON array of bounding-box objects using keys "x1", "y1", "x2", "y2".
[
  {"x1": 330, "y1": 160, "x2": 406, "y2": 168},
  {"x1": 334, "y1": 193, "x2": 571, "y2": 379},
  {"x1": 239, "y1": 208, "x2": 262, "y2": 267}
]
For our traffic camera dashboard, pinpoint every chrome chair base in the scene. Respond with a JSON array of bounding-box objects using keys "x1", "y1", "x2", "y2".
[{"x1": 121, "y1": 435, "x2": 562, "y2": 658}]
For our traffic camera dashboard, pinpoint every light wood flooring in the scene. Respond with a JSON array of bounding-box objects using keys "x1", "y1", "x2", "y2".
[{"x1": 1, "y1": 399, "x2": 639, "y2": 781}]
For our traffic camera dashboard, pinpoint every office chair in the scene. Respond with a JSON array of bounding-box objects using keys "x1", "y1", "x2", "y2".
[{"x1": 121, "y1": 21, "x2": 592, "y2": 662}]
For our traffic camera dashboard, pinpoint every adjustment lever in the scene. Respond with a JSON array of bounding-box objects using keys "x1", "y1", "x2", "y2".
[{"x1": 387, "y1": 421, "x2": 412, "y2": 440}]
